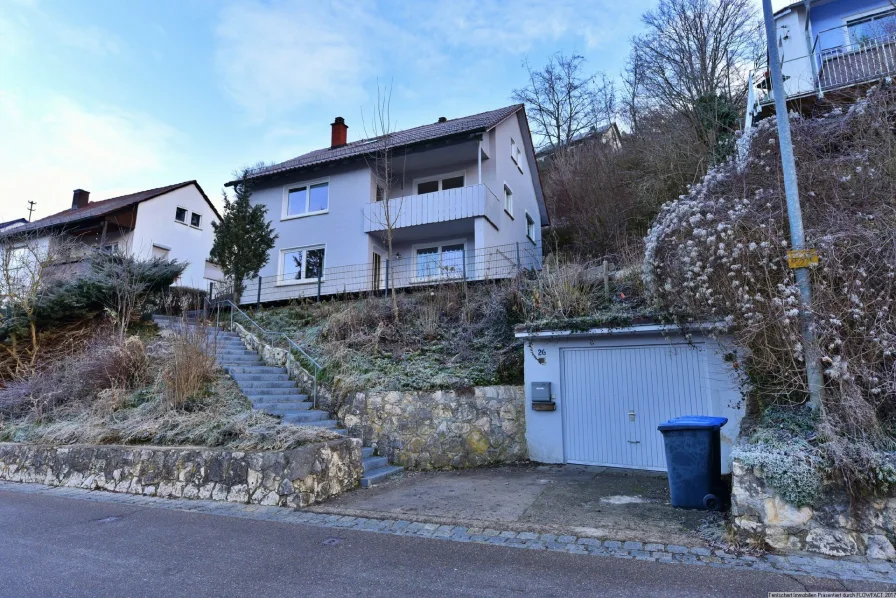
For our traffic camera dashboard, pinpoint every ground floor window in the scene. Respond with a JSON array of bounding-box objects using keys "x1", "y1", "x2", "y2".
[
  {"x1": 414, "y1": 242, "x2": 465, "y2": 280},
  {"x1": 280, "y1": 245, "x2": 325, "y2": 282}
]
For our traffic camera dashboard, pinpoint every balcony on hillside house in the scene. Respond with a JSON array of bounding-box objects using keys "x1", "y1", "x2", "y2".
[
  {"x1": 754, "y1": 19, "x2": 896, "y2": 109},
  {"x1": 362, "y1": 183, "x2": 504, "y2": 234}
]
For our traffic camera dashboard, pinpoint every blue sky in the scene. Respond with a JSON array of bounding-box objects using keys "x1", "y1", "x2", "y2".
[{"x1": 0, "y1": 0, "x2": 776, "y2": 222}]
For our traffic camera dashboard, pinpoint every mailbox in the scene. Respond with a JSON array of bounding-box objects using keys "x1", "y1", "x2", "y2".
[{"x1": 530, "y1": 382, "x2": 555, "y2": 411}]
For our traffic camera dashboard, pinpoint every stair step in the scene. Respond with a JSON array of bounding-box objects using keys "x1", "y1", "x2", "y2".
[
  {"x1": 218, "y1": 356, "x2": 263, "y2": 363},
  {"x1": 235, "y1": 380, "x2": 296, "y2": 389},
  {"x1": 250, "y1": 394, "x2": 309, "y2": 404},
  {"x1": 225, "y1": 366, "x2": 286, "y2": 374},
  {"x1": 251, "y1": 400, "x2": 312, "y2": 411},
  {"x1": 281, "y1": 410, "x2": 328, "y2": 423},
  {"x1": 360, "y1": 466, "x2": 404, "y2": 488},
  {"x1": 245, "y1": 387, "x2": 304, "y2": 397},
  {"x1": 362, "y1": 447, "x2": 374, "y2": 459},
  {"x1": 231, "y1": 374, "x2": 289, "y2": 382},
  {"x1": 362, "y1": 456, "x2": 388, "y2": 473}
]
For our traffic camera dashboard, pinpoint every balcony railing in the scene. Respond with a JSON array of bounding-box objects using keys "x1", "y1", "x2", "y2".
[
  {"x1": 362, "y1": 183, "x2": 504, "y2": 233},
  {"x1": 752, "y1": 26, "x2": 896, "y2": 106}
]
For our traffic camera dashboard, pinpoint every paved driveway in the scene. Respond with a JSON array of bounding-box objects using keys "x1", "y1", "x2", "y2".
[{"x1": 312, "y1": 463, "x2": 721, "y2": 547}]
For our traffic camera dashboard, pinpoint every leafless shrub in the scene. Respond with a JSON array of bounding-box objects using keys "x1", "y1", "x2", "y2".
[
  {"x1": 0, "y1": 330, "x2": 151, "y2": 421},
  {"x1": 645, "y1": 88, "x2": 896, "y2": 494},
  {"x1": 161, "y1": 320, "x2": 218, "y2": 409},
  {"x1": 519, "y1": 255, "x2": 607, "y2": 321}
]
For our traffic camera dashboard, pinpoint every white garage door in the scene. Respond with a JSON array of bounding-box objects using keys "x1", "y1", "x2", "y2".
[{"x1": 560, "y1": 343, "x2": 711, "y2": 471}]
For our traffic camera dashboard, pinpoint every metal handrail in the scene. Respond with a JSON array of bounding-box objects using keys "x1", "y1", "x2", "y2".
[{"x1": 213, "y1": 299, "x2": 323, "y2": 408}]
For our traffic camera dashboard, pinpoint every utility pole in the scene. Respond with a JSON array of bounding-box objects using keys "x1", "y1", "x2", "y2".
[
  {"x1": 762, "y1": 0, "x2": 824, "y2": 410},
  {"x1": 26, "y1": 201, "x2": 36, "y2": 222}
]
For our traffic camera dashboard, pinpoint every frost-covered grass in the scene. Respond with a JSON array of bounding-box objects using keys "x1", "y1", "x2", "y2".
[
  {"x1": 248, "y1": 282, "x2": 525, "y2": 393},
  {"x1": 0, "y1": 327, "x2": 337, "y2": 450}
]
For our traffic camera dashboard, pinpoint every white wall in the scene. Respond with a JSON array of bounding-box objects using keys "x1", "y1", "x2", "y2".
[
  {"x1": 776, "y1": 6, "x2": 818, "y2": 99},
  {"x1": 518, "y1": 328, "x2": 746, "y2": 474},
  {"x1": 130, "y1": 184, "x2": 221, "y2": 289},
  {"x1": 250, "y1": 164, "x2": 373, "y2": 277}
]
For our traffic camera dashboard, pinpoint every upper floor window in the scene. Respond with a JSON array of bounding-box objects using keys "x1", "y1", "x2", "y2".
[
  {"x1": 526, "y1": 213, "x2": 535, "y2": 241},
  {"x1": 190, "y1": 212, "x2": 202, "y2": 228},
  {"x1": 847, "y1": 9, "x2": 896, "y2": 46},
  {"x1": 510, "y1": 138, "x2": 523, "y2": 172},
  {"x1": 285, "y1": 181, "x2": 329, "y2": 218},
  {"x1": 415, "y1": 172, "x2": 465, "y2": 195},
  {"x1": 175, "y1": 207, "x2": 187, "y2": 223},
  {"x1": 504, "y1": 184, "x2": 513, "y2": 215}
]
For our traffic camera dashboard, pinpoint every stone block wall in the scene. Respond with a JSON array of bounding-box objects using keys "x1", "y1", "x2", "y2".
[
  {"x1": 338, "y1": 386, "x2": 527, "y2": 470},
  {"x1": 232, "y1": 324, "x2": 528, "y2": 470},
  {"x1": 0, "y1": 438, "x2": 363, "y2": 508},
  {"x1": 731, "y1": 459, "x2": 896, "y2": 560}
]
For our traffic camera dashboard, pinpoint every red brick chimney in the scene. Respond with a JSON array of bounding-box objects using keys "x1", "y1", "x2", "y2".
[
  {"x1": 331, "y1": 116, "x2": 348, "y2": 148},
  {"x1": 72, "y1": 189, "x2": 90, "y2": 209}
]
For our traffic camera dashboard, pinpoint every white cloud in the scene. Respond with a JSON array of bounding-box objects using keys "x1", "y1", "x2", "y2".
[
  {"x1": 214, "y1": 0, "x2": 643, "y2": 123},
  {"x1": 0, "y1": 92, "x2": 179, "y2": 222}
]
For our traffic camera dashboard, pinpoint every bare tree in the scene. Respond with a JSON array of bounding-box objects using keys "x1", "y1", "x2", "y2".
[
  {"x1": 362, "y1": 82, "x2": 403, "y2": 320},
  {"x1": 0, "y1": 233, "x2": 78, "y2": 375},
  {"x1": 512, "y1": 52, "x2": 616, "y2": 150},
  {"x1": 631, "y1": 0, "x2": 760, "y2": 144}
]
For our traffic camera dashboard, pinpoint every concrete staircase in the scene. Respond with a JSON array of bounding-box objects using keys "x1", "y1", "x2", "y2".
[{"x1": 153, "y1": 315, "x2": 402, "y2": 487}]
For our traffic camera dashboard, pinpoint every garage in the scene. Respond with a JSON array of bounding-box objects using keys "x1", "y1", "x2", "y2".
[{"x1": 516, "y1": 324, "x2": 745, "y2": 473}]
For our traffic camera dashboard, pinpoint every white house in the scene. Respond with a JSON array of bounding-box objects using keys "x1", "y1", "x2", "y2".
[
  {"x1": 1, "y1": 181, "x2": 222, "y2": 290},
  {"x1": 228, "y1": 104, "x2": 548, "y2": 304},
  {"x1": 755, "y1": 0, "x2": 896, "y2": 105}
]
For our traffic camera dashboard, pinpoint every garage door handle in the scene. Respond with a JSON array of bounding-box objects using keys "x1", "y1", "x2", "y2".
[{"x1": 627, "y1": 440, "x2": 640, "y2": 444}]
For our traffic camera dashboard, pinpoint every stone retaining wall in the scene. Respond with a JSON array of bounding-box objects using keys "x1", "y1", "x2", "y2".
[
  {"x1": 0, "y1": 438, "x2": 363, "y2": 508},
  {"x1": 232, "y1": 324, "x2": 528, "y2": 470},
  {"x1": 339, "y1": 386, "x2": 527, "y2": 470},
  {"x1": 731, "y1": 459, "x2": 896, "y2": 560}
]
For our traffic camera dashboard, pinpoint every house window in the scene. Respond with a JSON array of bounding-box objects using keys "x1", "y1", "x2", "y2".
[
  {"x1": 280, "y1": 246, "x2": 326, "y2": 282},
  {"x1": 190, "y1": 212, "x2": 202, "y2": 228},
  {"x1": 526, "y1": 213, "x2": 535, "y2": 241},
  {"x1": 376, "y1": 185, "x2": 385, "y2": 202},
  {"x1": 414, "y1": 242, "x2": 465, "y2": 280},
  {"x1": 504, "y1": 184, "x2": 513, "y2": 215},
  {"x1": 285, "y1": 181, "x2": 329, "y2": 217},
  {"x1": 152, "y1": 245, "x2": 170, "y2": 260},
  {"x1": 102, "y1": 243, "x2": 119, "y2": 254},
  {"x1": 847, "y1": 9, "x2": 896, "y2": 46},
  {"x1": 175, "y1": 207, "x2": 187, "y2": 223},
  {"x1": 415, "y1": 172, "x2": 465, "y2": 195},
  {"x1": 510, "y1": 138, "x2": 523, "y2": 172}
]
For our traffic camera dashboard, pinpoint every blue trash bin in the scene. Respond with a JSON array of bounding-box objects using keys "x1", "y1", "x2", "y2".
[{"x1": 657, "y1": 416, "x2": 728, "y2": 510}]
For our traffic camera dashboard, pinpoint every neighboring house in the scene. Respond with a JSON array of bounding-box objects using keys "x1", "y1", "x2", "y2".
[
  {"x1": 753, "y1": 0, "x2": 896, "y2": 111},
  {"x1": 230, "y1": 104, "x2": 548, "y2": 304},
  {"x1": 0, "y1": 219, "x2": 27, "y2": 233},
  {"x1": 0, "y1": 181, "x2": 222, "y2": 290},
  {"x1": 535, "y1": 122, "x2": 623, "y2": 165}
]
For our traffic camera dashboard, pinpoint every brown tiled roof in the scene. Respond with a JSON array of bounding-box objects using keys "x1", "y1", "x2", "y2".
[
  {"x1": 235, "y1": 104, "x2": 524, "y2": 184},
  {"x1": 4, "y1": 181, "x2": 219, "y2": 237}
]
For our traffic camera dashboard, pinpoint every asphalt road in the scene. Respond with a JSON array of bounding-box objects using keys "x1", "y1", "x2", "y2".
[{"x1": 0, "y1": 489, "x2": 890, "y2": 598}]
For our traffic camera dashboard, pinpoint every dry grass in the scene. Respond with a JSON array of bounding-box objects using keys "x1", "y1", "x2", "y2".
[{"x1": 0, "y1": 324, "x2": 337, "y2": 450}]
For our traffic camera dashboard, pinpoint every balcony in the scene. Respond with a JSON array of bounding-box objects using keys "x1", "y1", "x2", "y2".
[
  {"x1": 753, "y1": 26, "x2": 896, "y2": 107},
  {"x1": 362, "y1": 183, "x2": 504, "y2": 233}
]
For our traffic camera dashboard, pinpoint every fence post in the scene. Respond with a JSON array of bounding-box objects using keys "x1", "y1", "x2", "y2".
[
  {"x1": 516, "y1": 242, "x2": 521, "y2": 271},
  {"x1": 603, "y1": 260, "x2": 610, "y2": 301},
  {"x1": 256, "y1": 276, "x2": 262, "y2": 308},
  {"x1": 317, "y1": 269, "x2": 322, "y2": 303},
  {"x1": 384, "y1": 258, "x2": 390, "y2": 298}
]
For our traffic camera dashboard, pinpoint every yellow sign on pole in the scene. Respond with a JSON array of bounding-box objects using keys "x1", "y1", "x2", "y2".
[{"x1": 787, "y1": 249, "x2": 819, "y2": 269}]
